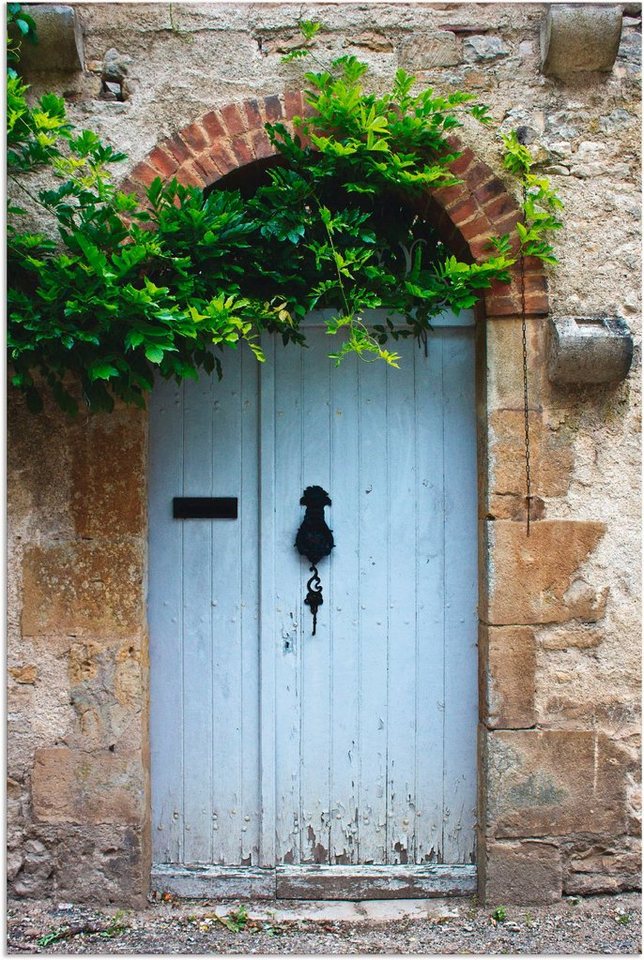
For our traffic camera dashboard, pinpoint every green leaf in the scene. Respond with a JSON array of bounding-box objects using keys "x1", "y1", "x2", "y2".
[
  {"x1": 144, "y1": 344, "x2": 165, "y2": 363},
  {"x1": 88, "y1": 361, "x2": 119, "y2": 381},
  {"x1": 300, "y1": 19, "x2": 322, "y2": 40}
]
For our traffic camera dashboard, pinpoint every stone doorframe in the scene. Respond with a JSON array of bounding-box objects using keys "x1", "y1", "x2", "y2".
[
  {"x1": 125, "y1": 91, "x2": 619, "y2": 905},
  {"x1": 11, "y1": 90, "x2": 622, "y2": 907}
]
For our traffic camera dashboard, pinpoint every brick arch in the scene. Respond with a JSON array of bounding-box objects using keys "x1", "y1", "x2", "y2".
[{"x1": 123, "y1": 90, "x2": 548, "y2": 319}]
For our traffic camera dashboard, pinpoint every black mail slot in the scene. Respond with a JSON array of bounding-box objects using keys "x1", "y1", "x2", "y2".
[{"x1": 173, "y1": 497, "x2": 238, "y2": 520}]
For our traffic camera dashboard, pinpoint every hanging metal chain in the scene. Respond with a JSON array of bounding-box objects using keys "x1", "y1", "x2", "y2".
[{"x1": 520, "y1": 181, "x2": 532, "y2": 536}]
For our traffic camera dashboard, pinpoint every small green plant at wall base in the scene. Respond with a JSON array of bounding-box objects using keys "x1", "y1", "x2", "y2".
[
  {"x1": 36, "y1": 927, "x2": 68, "y2": 947},
  {"x1": 491, "y1": 905, "x2": 508, "y2": 922},
  {"x1": 7, "y1": 9, "x2": 563, "y2": 415},
  {"x1": 100, "y1": 910, "x2": 128, "y2": 938}
]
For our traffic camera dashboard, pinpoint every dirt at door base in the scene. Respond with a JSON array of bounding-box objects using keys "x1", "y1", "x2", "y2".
[{"x1": 6, "y1": 892, "x2": 641, "y2": 954}]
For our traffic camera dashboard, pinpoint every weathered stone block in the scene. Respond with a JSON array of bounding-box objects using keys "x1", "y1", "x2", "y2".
[
  {"x1": 487, "y1": 492, "x2": 546, "y2": 522},
  {"x1": 483, "y1": 626, "x2": 536, "y2": 729},
  {"x1": 32, "y1": 748, "x2": 144, "y2": 825},
  {"x1": 9, "y1": 664, "x2": 38, "y2": 685},
  {"x1": 488, "y1": 410, "x2": 574, "y2": 498},
  {"x1": 540, "y1": 4, "x2": 623, "y2": 78},
  {"x1": 548, "y1": 316, "x2": 633, "y2": 384},
  {"x1": 22, "y1": 540, "x2": 144, "y2": 637},
  {"x1": 65, "y1": 638, "x2": 144, "y2": 751},
  {"x1": 618, "y1": 30, "x2": 641, "y2": 66},
  {"x1": 51, "y1": 824, "x2": 148, "y2": 906},
  {"x1": 8, "y1": 392, "x2": 75, "y2": 539},
  {"x1": 564, "y1": 837, "x2": 641, "y2": 895},
  {"x1": 11, "y1": 837, "x2": 53, "y2": 896},
  {"x1": 8, "y1": 823, "x2": 149, "y2": 906},
  {"x1": 464, "y1": 35, "x2": 510, "y2": 61},
  {"x1": 485, "y1": 317, "x2": 546, "y2": 412},
  {"x1": 484, "y1": 840, "x2": 562, "y2": 904},
  {"x1": 18, "y1": 5, "x2": 84, "y2": 72},
  {"x1": 485, "y1": 520, "x2": 606, "y2": 625},
  {"x1": 345, "y1": 30, "x2": 394, "y2": 53},
  {"x1": 486, "y1": 731, "x2": 629, "y2": 838},
  {"x1": 538, "y1": 622, "x2": 604, "y2": 650},
  {"x1": 68, "y1": 640, "x2": 102, "y2": 684},
  {"x1": 537, "y1": 695, "x2": 640, "y2": 735},
  {"x1": 398, "y1": 32, "x2": 460, "y2": 68}
]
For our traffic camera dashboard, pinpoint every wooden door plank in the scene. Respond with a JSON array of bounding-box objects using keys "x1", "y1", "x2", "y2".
[
  {"x1": 259, "y1": 338, "x2": 277, "y2": 868},
  {"x1": 152, "y1": 865, "x2": 276, "y2": 899},
  {"x1": 275, "y1": 864, "x2": 477, "y2": 900},
  {"x1": 299, "y1": 331, "x2": 333, "y2": 863},
  {"x1": 240, "y1": 348, "x2": 262, "y2": 865},
  {"x1": 273, "y1": 341, "x2": 303, "y2": 866},
  {"x1": 328, "y1": 351, "x2": 361, "y2": 864},
  {"x1": 441, "y1": 330, "x2": 478, "y2": 864},
  {"x1": 385, "y1": 338, "x2": 420, "y2": 865},
  {"x1": 356, "y1": 358, "x2": 389, "y2": 864},
  {"x1": 413, "y1": 335, "x2": 446, "y2": 864},
  {"x1": 181, "y1": 372, "x2": 215, "y2": 864},
  {"x1": 210, "y1": 351, "x2": 244, "y2": 865},
  {"x1": 149, "y1": 377, "x2": 185, "y2": 864}
]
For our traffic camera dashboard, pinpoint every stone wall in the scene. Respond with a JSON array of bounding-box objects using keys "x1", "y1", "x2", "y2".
[{"x1": 7, "y1": 3, "x2": 641, "y2": 905}]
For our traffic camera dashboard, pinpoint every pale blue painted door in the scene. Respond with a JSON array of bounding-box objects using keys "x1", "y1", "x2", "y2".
[{"x1": 148, "y1": 311, "x2": 478, "y2": 898}]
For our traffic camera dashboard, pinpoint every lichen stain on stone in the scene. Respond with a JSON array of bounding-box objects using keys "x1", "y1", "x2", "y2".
[{"x1": 507, "y1": 772, "x2": 568, "y2": 808}]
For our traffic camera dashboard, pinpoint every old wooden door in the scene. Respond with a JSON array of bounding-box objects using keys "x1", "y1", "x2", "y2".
[{"x1": 149, "y1": 311, "x2": 478, "y2": 899}]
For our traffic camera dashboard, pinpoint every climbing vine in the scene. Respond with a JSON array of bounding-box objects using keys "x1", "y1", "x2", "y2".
[{"x1": 7, "y1": 11, "x2": 562, "y2": 415}]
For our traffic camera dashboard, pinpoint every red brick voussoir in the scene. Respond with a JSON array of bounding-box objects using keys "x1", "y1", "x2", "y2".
[{"x1": 123, "y1": 98, "x2": 548, "y2": 320}]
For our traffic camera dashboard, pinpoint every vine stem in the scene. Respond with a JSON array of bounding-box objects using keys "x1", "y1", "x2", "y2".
[
  {"x1": 8, "y1": 174, "x2": 53, "y2": 215},
  {"x1": 313, "y1": 193, "x2": 353, "y2": 320},
  {"x1": 311, "y1": 192, "x2": 381, "y2": 361}
]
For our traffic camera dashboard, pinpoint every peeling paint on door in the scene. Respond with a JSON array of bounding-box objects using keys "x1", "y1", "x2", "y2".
[{"x1": 150, "y1": 312, "x2": 478, "y2": 876}]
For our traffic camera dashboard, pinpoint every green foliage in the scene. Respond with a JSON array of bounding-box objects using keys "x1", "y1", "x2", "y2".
[
  {"x1": 221, "y1": 906, "x2": 249, "y2": 932},
  {"x1": 34, "y1": 912, "x2": 127, "y2": 948},
  {"x1": 6, "y1": 2, "x2": 37, "y2": 77},
  {"x1": 491, "y1": 905, "x2": 508, "y2": 923},
  {"x1": 36, "y1": 927, "x2": 68, "y2": 947},
  {"x1": 99, "y1": 910, "x2": 128, "y2": 939},
  {"x1": 281, "y1": 19, "x2": 322, "y2": 62},
  {"x1": 7, "y1": 11, "x2": 562, "y2": 415},
  {"x1": 502, "y1": 131, "x2": 563, "y2": 264}
]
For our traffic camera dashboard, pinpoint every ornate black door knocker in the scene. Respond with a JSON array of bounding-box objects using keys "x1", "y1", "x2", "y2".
[{"x1": 295, "y1": 486, "x2": 335, "y2": 636}]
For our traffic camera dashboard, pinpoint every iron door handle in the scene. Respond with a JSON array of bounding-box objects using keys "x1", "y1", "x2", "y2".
[{"x1": 294, "y1": 486, "x2": 334, "y2": 635}]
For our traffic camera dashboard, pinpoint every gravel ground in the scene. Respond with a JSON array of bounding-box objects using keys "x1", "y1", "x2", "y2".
[{"x1": 6, "y1": 892, "x2": 641, "y2": 955}]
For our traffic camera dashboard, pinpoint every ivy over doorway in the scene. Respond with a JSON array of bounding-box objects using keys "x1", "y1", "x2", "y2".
[{"x1": 7, "y1": 10, "x2": 562, "y2": 415}]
